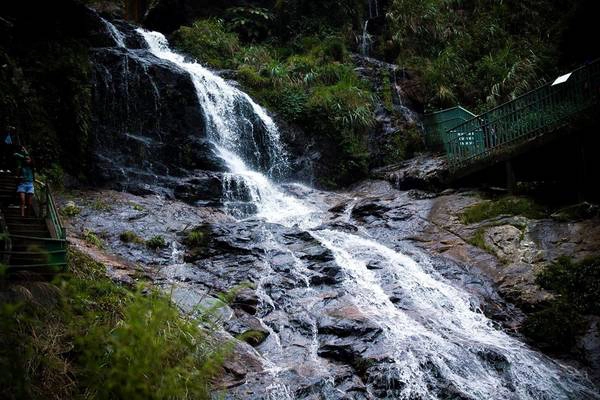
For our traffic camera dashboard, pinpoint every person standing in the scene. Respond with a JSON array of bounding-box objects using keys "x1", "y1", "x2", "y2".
[{"x1": 14, "y1": 146, "x2": 35, "y2": 217}]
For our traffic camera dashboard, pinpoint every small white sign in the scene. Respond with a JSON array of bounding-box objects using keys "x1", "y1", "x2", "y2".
[{"x1": 552, "y1": 72, "x2": 572, "y2": 86}]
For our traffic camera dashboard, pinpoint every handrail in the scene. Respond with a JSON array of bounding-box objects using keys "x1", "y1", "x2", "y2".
[
  {"x1": 34, "y1": 180, "x2": 66, "y2": 240},
  {"x1": 441, "y1": 59, "x2": 600, "y2": 170}
]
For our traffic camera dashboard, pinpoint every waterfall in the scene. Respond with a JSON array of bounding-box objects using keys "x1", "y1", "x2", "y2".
[
  {"x1": 359, "y1": 20, "x2": 373, "y2": 57},
  {"x1": 100, "y1": 17, "x2": 126, "y2": 48},
  {"x1": 122, "y1": 25, "x2": 599, "y2": 399}
]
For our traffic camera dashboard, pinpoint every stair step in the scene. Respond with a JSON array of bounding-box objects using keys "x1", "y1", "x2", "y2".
[{"x1": 8, "y1": 231, "x2": 50, "y2": 237}]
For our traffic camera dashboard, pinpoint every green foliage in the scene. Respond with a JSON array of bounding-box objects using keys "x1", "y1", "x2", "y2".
[
  {"x1": 522, "y1": 256, "x2": 600, "y2": 350},
  {"x1": 146, "y1": 235, "x2": 167, "y2": 250},
  {"x1": 78, "y1": 292, "x2": 219, "y2": 399},
  {"x1": 381, "y1": 126, "x2": 423, "y2": 165},
  {"x1": 0, "y1": 250, "x2": 225, "y2": 400},
  {"x1": 522, "y1": 301, "x2": 587, "y2": 351},
  {"x1": 536, "y1": 256, "x2": 600, "y2": 315},
  {"x1": 120, "y1": 230, "x2": 145, "y2": 245},
  {"x1": 460, "y1": 196, "x2": 546, "y2": 224},
  {"x1": 172, "y1": 19, "x2": 241, "y2": 69},
  {"x1": 387, "y1": 0, "x2": 573, "y2": 110}
]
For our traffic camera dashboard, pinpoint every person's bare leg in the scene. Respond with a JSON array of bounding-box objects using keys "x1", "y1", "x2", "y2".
[
  {"x1": 26, "y1": 193, "x2": 33, "y2": 217},
  {"x1": 19, "y1": 192, "x2": 25, "y2": 217}
]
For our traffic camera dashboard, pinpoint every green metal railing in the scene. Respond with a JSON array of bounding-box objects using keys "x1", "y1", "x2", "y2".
[
  {"x1": 34, "y1": 180, "x2": 66, "y2": 240},
  {"x1": 442, "y1": 59, "x2": 600, "y2": 171},
  {"x1": 423, "y1": 105, "x2": 476, "y2": 149}
]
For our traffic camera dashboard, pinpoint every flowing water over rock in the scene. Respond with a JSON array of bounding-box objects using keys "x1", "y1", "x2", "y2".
[{"x1": 97, "y1": 21, "x2": 599, "y2": 399}]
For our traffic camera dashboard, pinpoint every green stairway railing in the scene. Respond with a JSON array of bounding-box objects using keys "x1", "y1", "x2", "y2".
[
  {"x1": 34, "y1": 180, "x2": 66, "y2": 240},
  {"x1": 440, "y1": 59, "x2": 600, "y2": 171},
  {"x1": 423, "y1": 105, "x2": 476, "y2": 149}
]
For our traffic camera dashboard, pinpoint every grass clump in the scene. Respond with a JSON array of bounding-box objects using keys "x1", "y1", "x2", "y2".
[
  {"x1": 61, "y1": 201, "x2": 81, "y2": 217},
  {"x1": 460, "y1": 196, "x2": 546, "y2": 224},
  {"x1": 186, "y1": 229, "x2": 208, "y2": 247},
  {"x1": 83, "y1": 229, "x2": 104, "y2": 249},
  {"x1": 0, "y1": 250, "x2": 226, "y2": 400},
  {"x1": 120, "y1": 230, "x2": 145, "y2": 245},
  {"x1": 146, "y1": 235, "x2": 167, "y2": 250},
  {"x1": 90, "y1": 198, "x2": 113, "y2": 212},
  {"x1": 467, "y1": 227, "x2": 496, "y2": 256},
  {"x1": 522, "y1": 256, "x2": 600, "y2": 350}
]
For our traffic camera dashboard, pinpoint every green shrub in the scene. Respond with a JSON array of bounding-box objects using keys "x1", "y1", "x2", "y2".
[
  {"x1": 146, "y1": 235, "x2": 167, "y2": 250},
  {"x1": 225, "y1": 6, "x2": 274, "y2": 42},
  {"x1": 460, "y1": 197, "x2": 546, "y2": 224},
  {"x1": 172, "y1": 19, "x2": 240, "y2": 69},
  {"x1": 120, "y1": 230, "x2": 145, "y2": 245}
]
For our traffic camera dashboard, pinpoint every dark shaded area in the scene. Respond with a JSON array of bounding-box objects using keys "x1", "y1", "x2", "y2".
[
  {"x1": 145, "y1": 0, "x2": 275, "y2": 34},
  {"x1": 0, "y1": 0, "x2": 109, "y2": 177},
  {"x1": 454, "y1": 113, "x2": 600, "y2": 204},
  {"x1": 559, "y1": 0, "x2": 600, "y2": 67}
]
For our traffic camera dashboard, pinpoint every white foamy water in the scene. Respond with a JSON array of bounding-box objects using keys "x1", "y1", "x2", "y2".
[{"x1": 133, "y1": 27, "x2": 598, "y2": 399}]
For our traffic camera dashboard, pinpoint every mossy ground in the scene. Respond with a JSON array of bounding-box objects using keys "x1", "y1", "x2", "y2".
[
  {"x1": 460, "y1": 196, "x2": 547, "y2": 224},
  {"x1": 0, "y1": 249, "x2": 226, "y2": 400}
]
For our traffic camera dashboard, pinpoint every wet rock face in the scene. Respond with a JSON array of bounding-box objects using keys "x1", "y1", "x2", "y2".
[
  {"x1": 91, "y1": 33, "x2": 228, "y2": 189},
  {"x1": 372, "y1": 153, "x2": 449, "y2": 191}
]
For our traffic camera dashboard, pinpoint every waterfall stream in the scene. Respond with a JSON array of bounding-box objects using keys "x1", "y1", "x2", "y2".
[{"x1": 112, "y1": 25, "x2": 600, "y2": 399}]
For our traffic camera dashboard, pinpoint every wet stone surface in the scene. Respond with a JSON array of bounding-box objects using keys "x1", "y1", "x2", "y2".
[{"x1": 61, "y1": 179, "x2": 587, "y2": 399}]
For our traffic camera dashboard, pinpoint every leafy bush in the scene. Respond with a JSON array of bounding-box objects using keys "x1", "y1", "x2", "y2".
[
  {"x1": 185, "y1": 229, "x2": 207, "y2": 247},
  {"x1": 146, "y1": 235, "x2": 167, "y2": 250},
  {"x1": 225, "y1": 6, "x2": 274, "y2": 42}
]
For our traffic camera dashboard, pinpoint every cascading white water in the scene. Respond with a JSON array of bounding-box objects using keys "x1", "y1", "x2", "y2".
[
  {"x1": 359, "y1": 20, "x2": 373, "y2": 57},
  {"x1": 101, "y1": 17, "x2": 126, "y2": 48},
  {"x1": 134, "y1": 28, "x2": 598, "y2": 399}
]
